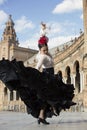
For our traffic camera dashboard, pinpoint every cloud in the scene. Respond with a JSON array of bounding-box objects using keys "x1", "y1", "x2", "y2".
[
  {"x1": 15, "y1": 16, "x2": 35, "y2": 33},
  {"x1": 0, "y1": 0, "x2": 6, "y2": 5},
  {"x1": 19, "y1": 20, "x2": 80, "y2": 50},
  {"x1": 48, "y1": 21, "x2": 77, "y2": 38},
  {"x1": 80, "y1": 14, "x2": 83, "y2": 19},
  {"x1": 49, "y1": 22, "x2": 62, "y2": 35},
  {"x1": 19, "y1": 22, "x2": 63, "y2": 50},
  {"x1": 48, "y1": 35, "x2": 76, "y2": 49},
  {"x1": 52, "y1": 0, "x2": 82, "y2": 14},
  {"x1": 0, "y1": 10, "x2": 8, "y2": 29},
  {"x1": 20, "y1": 34, "x2": 77, "y2": 50},
  {"x1": 20, "y1": 39, "x2": 38, "y2": 50}
]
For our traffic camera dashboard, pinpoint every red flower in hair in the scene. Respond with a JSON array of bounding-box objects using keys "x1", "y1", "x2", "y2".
[{"x1": 38, "y1": 36, "x2": 49, "y2": 45}]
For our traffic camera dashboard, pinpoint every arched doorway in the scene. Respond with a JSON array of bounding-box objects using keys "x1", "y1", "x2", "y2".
[
  {"x1": 57, "y1": 70, "x2": 62, "y2": 80},
  {"x1": 10, "y1": 91, "x2": 13, "y2": 101},
  {"x1": 74, "y1": 61, "x2": 80, "y2": 93},
  {"x1": 65, "y1": 66, "x2": 71, "y2": 84},
  {"x1": 16, "y1": 91, "x2": 19, "y2": 100},
  {"x1": 4, "y1": 87, "x2": 7, "y2": 100}
]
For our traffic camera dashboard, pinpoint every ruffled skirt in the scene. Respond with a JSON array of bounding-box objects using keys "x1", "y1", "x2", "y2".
[{"x1": 0, "y1": 59, "x2": 76, "y2": 118}]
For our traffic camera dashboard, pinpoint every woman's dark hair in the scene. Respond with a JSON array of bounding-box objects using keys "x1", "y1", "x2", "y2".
[{"x1": 38, "y1": 43, "x2": 48, "y2": 50}]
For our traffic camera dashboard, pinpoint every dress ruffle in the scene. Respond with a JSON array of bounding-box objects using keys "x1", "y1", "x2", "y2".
[{"x1": 0, "y1": 59, "x2": 76, "y2": 118}]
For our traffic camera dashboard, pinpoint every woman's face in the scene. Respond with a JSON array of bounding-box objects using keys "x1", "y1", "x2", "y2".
[{"x1": 40, "y1": 46, "x2": 48, "y2": 54}]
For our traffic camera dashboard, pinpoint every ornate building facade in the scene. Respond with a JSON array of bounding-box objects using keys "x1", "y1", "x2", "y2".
[
  {"x1": 0, "y1": 15, "x2": 37, "y2": 111},
  {"x1": 51, "y1": 0, "x2": 87, "y2": 111}
]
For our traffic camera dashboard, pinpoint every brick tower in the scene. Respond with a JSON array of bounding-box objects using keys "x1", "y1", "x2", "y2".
[{"x1": 0, "y1": 15, "x2": 19, "y2": 60}]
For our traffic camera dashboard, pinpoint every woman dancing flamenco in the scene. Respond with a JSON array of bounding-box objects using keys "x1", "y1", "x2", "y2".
[
  {"x1": 0, "y1": 23, "x2": 76, "y2": 125},
  {"x1": 35, "y1": 22, "x2": 76, "y2": 124}
]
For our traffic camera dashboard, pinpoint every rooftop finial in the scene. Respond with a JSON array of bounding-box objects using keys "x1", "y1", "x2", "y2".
[
  {"x1": 9, "y1": 14, "x2": 12, "y2": 20},
  {"x1": 7, "y1": 14, "x2": 14, "y2": 25}
]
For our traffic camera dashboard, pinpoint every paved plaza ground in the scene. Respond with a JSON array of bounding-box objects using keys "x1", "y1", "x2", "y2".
[{"x1": 0, "y1": 111, "x2": 87, "y2": 130}]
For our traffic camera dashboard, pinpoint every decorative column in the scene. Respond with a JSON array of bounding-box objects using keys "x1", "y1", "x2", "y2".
[
  {"x1": 0, "y1": 81, "x2": 4, "y2": 110},
  {"x1": 63, "y1": 76, "x2": 67, "y2": 83},
  {"x1": 71, "y1": 74, "x2": 76, "y2": 88},
  {"x1": 7, "y1": 90, "x2": 10, "y2": 102},
  {"x1": 80, "y1": 71, "x2": 84, "y2": 93},
  {"x1": 13, "y1": 91, "x2": 16, "y2": 101}
]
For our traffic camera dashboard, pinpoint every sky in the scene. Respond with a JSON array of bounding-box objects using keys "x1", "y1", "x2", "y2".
[{"x1": 0, "y1": 0, "x2": 83, "y2": 50}]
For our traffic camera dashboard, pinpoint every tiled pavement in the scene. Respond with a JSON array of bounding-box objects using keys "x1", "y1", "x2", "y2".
[{"x1": 0, "y1": 111, "x2": 87, "y2": 130}]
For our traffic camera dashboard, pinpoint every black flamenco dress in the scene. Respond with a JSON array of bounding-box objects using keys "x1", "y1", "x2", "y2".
[{"x1": 0, "y1": 59, "x2": 76, "y2": 118}]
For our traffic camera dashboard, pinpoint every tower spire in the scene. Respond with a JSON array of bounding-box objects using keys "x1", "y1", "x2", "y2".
[{"x1": 1, "y1": 14, "x2": 19, "y2": 46}]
